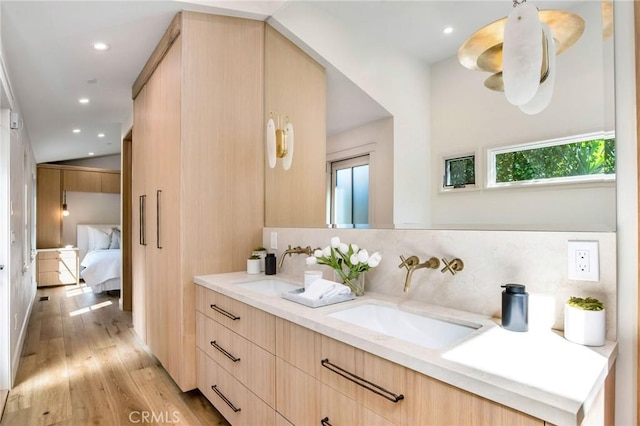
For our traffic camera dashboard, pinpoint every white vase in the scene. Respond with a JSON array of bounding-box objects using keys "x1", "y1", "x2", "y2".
[
  {"x1": 564, "y1": 304, "x2": 605, "y2": 346},
  {"x1": 247, "y1": 258, "x2": 261, "y2": 275}
]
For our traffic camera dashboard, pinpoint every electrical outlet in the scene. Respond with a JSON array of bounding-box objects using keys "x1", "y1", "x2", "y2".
[
  {"x1": 568, "y1": 241, "x2": 599, "y2": 281},
  {"x1": 270, "y1": 232, "x2": 278, "y2": 250}
]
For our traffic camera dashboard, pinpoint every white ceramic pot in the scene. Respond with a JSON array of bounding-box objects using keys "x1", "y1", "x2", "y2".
[
  {"x1": 252, "y1": 250, "x2": 267, "y2": 272},
  {"x1": 247, "y1": 258, "x2": 261, "y2": 275},
  {"x1": 564, "y1": 304, "x2": 605, "y2": 346}
]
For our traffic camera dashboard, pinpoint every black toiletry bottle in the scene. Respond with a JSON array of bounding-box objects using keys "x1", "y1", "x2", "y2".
[
  {"x1": 265, "y1": 253, "x2": 276, "y2": 275},
  {"x1": 501, "y1": 283, "x2": 528, "y2": 332}
]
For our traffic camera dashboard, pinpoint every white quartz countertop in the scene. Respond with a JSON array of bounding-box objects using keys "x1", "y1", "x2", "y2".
[{"x1": 194, "y1": 272, "x2": 617, "y2": 425}]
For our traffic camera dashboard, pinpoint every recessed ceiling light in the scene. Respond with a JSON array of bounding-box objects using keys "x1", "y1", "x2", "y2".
[
  {"x1": 72, "y1": 129, "x2": 81, "y2": 134},
  {"x1": 79, "y1": 98, "x2": 90, "y2": 104},
  {"x1": 88, "y1": 152, "x2": 95, "y2": 156},
  {"x1": 443, "y1": 26, "x2": 454, "y2": 35},
  {"x1": 92, "y1": 42, "x2": 110, "y2": 51},
  {"x1": 97, "y1": 133, "x2": 105, "y2": 138}
]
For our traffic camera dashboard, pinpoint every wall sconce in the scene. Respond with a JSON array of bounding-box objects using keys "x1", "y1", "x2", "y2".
[
  {"x1": 62, "y1": 191, "x2": 70, "y2": 217},
  {"x1": 457, "y1": 0, "x2": 584, "y2": 114},
  {"x1": 266, "y1": 112, "x2": 294, "y2": 170}
]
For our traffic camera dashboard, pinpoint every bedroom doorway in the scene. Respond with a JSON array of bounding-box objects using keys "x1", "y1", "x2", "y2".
[{"x1": 121, "y1": 130, "x2": 132, "y2": 311}]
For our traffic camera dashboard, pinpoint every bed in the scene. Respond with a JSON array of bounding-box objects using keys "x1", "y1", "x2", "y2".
[{"x1": 77, "y1": 224, "x2": 122, "y2": 293}]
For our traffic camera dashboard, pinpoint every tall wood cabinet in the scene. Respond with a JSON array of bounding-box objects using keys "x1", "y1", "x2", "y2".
[{"x1": 131, "y1": 11, "x2": 265, "y2": 391}]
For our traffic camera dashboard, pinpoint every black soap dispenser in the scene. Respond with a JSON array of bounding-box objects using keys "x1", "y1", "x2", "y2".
[
  {"x1": 501, "y1": 283, "x2": 528, "y2": 332},
  {"x1": 265, "y1": 253, "x2": 276, "y2": 275}
]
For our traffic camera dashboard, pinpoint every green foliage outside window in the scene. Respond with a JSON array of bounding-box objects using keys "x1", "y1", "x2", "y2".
[
  {"x1": 445, "y1": 156, "x2": 475, "y2": 187},
  {"x1": 495, "y1": 138, "x2": 615, "y2": 183}
]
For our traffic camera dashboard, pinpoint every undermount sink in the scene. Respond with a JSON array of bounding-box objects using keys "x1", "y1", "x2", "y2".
[
  {"x1": 234, "y1": 279, "x2": 301, "y2": 296},
  {"x1": 328, "y1": 303, "x2": 480, "y2": 350}
]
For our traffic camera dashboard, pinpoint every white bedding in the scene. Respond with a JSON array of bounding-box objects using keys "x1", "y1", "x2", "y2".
[{"x1": 81, "y1": 249, "x2": 122, "y2": 292}]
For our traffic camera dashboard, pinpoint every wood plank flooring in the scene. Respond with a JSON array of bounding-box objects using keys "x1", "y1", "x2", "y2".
[{"x1": 1, "y1": 284, "x2": 230, "y2": 426}]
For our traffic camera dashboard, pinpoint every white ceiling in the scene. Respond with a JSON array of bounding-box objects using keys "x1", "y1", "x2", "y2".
[{"x1": 1, "y1": 0, "x2": 580, "y2": 164}]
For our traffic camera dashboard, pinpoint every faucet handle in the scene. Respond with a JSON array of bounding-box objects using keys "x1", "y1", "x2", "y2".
[
  {"x1": 398, "y1": 255, "x2": 419, "y2": 270},
  {"x1": 441, "y1": 258, "x2": 464, "y2": 275}
]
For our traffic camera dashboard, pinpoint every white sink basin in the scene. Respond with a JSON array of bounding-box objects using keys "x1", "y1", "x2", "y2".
[
  {"x1": 328, "y1": 303, "x2": 479, "y2": 350},
  {"x1": 234, "y1": 279, "x2": 301, "y2": 296}
]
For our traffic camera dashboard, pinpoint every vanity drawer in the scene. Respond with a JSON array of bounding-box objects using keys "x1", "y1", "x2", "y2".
[
  {"x1": 276, "y1": 318, "x2": 320, "y2": 378},
  {"x1": 197, "y1": 311, "x2": 275, "y2": 407},
  {"x1": 319, "y1": 382, "x2": 394, "y2": 426},
  {"x1": 196, "y1": 286, "x2": 275, "y2": 352},
  {"x1": 200, "y1": 349, "x2": 276, "y2": 426}
]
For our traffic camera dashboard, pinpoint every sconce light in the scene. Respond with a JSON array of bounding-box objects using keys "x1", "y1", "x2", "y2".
[
  {"x1": 457, "y1": 0, "x2": 585, "y2": 114},
  {"x1": 266, "y1": 112, "x2": 294, "y2": 170},
  {"x1": 62, "y1": 191, "x2": 70, "y2": 217}
]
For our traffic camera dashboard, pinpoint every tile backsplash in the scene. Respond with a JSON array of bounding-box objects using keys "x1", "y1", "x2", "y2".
[{"x1": 264, "y1": 227, "x2": 617, "y2": 340}]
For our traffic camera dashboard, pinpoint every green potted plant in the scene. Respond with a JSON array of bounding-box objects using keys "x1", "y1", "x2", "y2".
[
  {"x1": 247, "y1": 254, "x2": 262, "y2": 275},
  {"x1": 564, "y1": 296, "x2": 605, "y2": 346},
  {"x1": 252, "y1": 247, "x2": 268, "y2": 272}
]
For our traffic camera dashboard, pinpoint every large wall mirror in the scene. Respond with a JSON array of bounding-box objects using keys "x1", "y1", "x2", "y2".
[{"x1": 266, "y1": 1, "x2": 615, "y2": 232}]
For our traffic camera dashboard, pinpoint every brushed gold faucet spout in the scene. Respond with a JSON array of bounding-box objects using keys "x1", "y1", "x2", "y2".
[
  {"x1": 398, "y1": 255, "x2": 440, "y2": 292},
  {"x1": 278, "y1": 245, "x2": 314, "y2": 270}
]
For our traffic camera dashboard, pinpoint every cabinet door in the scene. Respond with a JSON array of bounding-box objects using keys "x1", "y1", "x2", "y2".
[
  {"x1": 36, "y1": 167, "x2": 61, "y2": 248},
  {"x1": 63, "y1": 170, "x2": 102, "y2": 192},
  {"x1": 101, "y1": 173, "x2": 121, "y2": 193},
  {"x1": 132, "y1": 81, "x2": 149, "y2": 343},
  {"x1": 276, "y1": 358, "x2": 319, "y2": 426}
]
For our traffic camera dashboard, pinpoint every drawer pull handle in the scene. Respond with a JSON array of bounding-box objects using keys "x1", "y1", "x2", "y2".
[
  {"x1": 321, "y1": 358, "x2": 404, "y2": 403},
  {"x1": 210, "y1": 304, "x2": 240, "y2": 321},
  {"x1": 211, "y1": 341, "x2": 241, "y2": 363},
  {"x1": 211, "y1": 385, "x2": 241, "y2": 413},
  {"x1": 321, "y1": 417, "x2": 333, "y2": 426}
]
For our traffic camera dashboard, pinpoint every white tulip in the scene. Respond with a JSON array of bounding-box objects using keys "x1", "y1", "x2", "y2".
[
  {"x1": 350, "y1": 254, "x2": 359, "y2": 265},
  {"x1": 331, "y1": 236, "x2": 341, "y2": 248},
  {"x1": 306, "y1": 256, "x2": 318, "y2": 265},
  {"x1": 323, "y1": 246, "x2": 332, "y2": 257},
  {"x1": 339, "y1": 243, "x2": 349, "y2": 254},
  {"x1": 351, "y1": 244, "x2": 359, "y2": 253},
  {"x1": 367, "y1": 252, "x2": 382, "y2": 268},
  {"x1": 357, "y1": 249, "x2": 369, "y2": 263},
  {"x1": 314, "y1": 249, "x2": 324, "y2": 258}
]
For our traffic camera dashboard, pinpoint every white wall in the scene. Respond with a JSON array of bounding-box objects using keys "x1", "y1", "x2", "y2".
[
  {"x1": 429, "y1": 1, "x2": 615, "y2": 230},
  {"x1": 61, "y1": 192, "x2": 121, "y2": 248},
  {"x1": 56, "y1": 154, "x2": 121, "y2": 170},
  {"x1": 327, "y1": 117, "x2": 394, "y2": 228}
]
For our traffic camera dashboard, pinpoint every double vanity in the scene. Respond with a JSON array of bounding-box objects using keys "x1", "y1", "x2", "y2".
[{"x1": 195, "y1": 273, "x2": 617, "y2": 426}]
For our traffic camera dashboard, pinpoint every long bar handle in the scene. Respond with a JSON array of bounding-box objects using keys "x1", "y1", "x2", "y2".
[
  {"x1": 210, "y1": 304, "x2": 241, "y2": 321},
  {"x1": 139, "y1": 195, "x2": 147, "y2": 246},
  {"x1": 321, "y1": 417, "x2": 333, "y2": 426},
  {"x1": 321, "y1": 358, "x2": 404, "y2": 403},
  {"x1": 211, "y1": 341, "x2": 241, "y2": 363},
  {"x1": 156, "y1": 190, "x2": 162, "y2": 249},
  {"x1": 211, "y1": 385, "x2": 241, "y2": 413}
]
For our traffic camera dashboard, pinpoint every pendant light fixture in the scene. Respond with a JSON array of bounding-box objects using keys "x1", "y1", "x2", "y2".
[
  {"x1": 62, "y1": 191, "x2": 70, "y2": 217},
  {"x1": 457, "y1": 0, "x2": 585, "y2": 114},
  {"x1": 266, "y1": 112, "x2": 294, "y2": 170}
]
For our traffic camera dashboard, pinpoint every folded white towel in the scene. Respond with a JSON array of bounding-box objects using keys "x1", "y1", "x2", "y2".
[{"x1": 298, "y1": 278, "x2": 351, "y2": 300}]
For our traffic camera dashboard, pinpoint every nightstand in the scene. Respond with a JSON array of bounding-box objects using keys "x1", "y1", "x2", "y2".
[{"x1": 36, "y1": 248, "x2": 79, "y2": 287}]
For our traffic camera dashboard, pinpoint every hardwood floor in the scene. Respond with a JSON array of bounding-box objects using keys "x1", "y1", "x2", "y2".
[{"x1": 1, "y1": 284, "x2": 230, "y2": 426}]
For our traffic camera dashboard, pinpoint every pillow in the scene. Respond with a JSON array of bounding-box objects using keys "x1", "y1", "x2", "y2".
[
  {"x1": 87, "y1": 227, "x2": 112, "y2": 251},
  {"x1": 109, "y1": 229, "x2": 121, "y2": 250}
]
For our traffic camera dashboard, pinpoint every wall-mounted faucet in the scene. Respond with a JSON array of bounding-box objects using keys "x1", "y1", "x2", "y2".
[
  {"x1": 398, "y1": 255, "x2": 440, "y2": 292},
  {"x1": 441, "y1": 258, "x2": 464, "y2": 275},
  {"x1": 278, "y1": 245, "x2": 314, "y2": 270}
]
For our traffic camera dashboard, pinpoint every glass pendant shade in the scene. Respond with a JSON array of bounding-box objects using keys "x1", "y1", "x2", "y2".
[
  {"x1": 282, "y1": 123, "x2": 294, "y2": 170},
  {"x1": 266, "y1": 118, "x2": 277, "y2": 168},
  {"x1": 503, "y1": 2, "x2": 543, "y2": 106},
  {"x1": 519, "y1": 23, "x2": 556, "y2": 115}
]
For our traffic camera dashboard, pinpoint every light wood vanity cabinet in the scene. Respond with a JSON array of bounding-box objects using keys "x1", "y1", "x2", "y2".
[
  {"x1": 196, "y1": 286, "x2": 276, "y2": 424},
  {"x1": 273, "y1": 317, "x2": 544, "y2": 426},
  {"x1": 35, "y1": 248, "x2": 79, "y2": 287}
]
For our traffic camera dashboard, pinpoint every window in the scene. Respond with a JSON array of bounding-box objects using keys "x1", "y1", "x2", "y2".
[
  {"x1": 331, "y1": 156, "x2": 369, "y2": 228},
  {"x1": 443, "y1": 155, "x2": 475, "y2": 189},
  {"x1": 488, "y1": 132, "x2": 615, "y2": 187}
]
